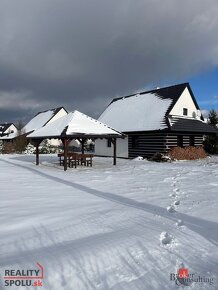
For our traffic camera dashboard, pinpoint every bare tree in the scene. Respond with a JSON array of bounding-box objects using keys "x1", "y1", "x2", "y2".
[{"x1": 14, "y1": 120, "x2": 28, "y2": 153}]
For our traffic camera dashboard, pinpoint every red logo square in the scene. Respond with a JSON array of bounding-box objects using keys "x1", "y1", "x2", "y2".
[{"x1": 178, "y1": 268, "x2": 189, "y2": 278}]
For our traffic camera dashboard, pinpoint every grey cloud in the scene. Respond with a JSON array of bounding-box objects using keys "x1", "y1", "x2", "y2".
[{"x1": 0, "y1": 0, "x2": 218, "y2": 123}]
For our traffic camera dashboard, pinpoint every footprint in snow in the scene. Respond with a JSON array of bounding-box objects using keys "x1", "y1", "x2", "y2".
[
  {"x1": 160, "y1": 232, "x2": 173, "y2": 245},
  {"x1": 176, "y1": 219, "x2": 184, "y2": 227},
  {"x1": 173, "y1": 188, "x2": 179, "y2": 193},
  {"x1": 167, "y1": 205, "x2": 176, "y2": 213},
  {"x1": 169, "y1": 192, "x2": 177, "y2": 198},
  {"x1": 174, "y1": 200, "x2": 180, "y2": 205}
]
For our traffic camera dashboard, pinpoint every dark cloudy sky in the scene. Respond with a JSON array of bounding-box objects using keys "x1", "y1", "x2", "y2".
[{"x1": 0, "y1": 0, "x2": 218, "y2": 124}]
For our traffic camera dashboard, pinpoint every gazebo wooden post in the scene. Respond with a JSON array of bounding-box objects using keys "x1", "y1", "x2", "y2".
[
  {"x1": 81, "y1": 138, "x2": 85, "y2": 154},
  {"x1": 112, "y1": 138, "x2": 117, "y2": 165},
  {"x1": 33, "y1": 139, "x2": 42, "y2": 165},
  {"x1": 36, "y1": 143, "x2": 39, "y2": 165},
  {"x1": 63, "y1": 138, "x2": 68, "y2": 171},
  {"x1": 61, "y1": 138, "x2": 70, "y2": 171}
]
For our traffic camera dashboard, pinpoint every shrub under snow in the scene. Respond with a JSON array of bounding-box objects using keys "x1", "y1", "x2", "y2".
[{"x1": 169, "y1": 146, "x2": 207, "y2": 160}]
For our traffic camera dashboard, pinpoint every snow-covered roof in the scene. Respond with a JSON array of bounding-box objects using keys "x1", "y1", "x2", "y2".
[
  {"x1": 0, "y1": 131, "x2": 17, "y2": 140},
  {"x1": 28, "y1": 110, "x2": 123, "y2": 138},
  {"x1": 23, "y1": 107, "x2": 66, "y2": 134},
  {"x1": 99, "y1": 83, "x2": 205, "y2": 133},
  {"x1": 99, "y1": 93, "x2": 172, "y2": 132}
]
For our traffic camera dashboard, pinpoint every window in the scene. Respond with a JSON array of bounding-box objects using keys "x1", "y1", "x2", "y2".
[
  {"x1": 189, "y1": 136, "x2": 195, "y2": 146},
  {"x1": 107, "y1": 138, "x2": 112, "y2": 147},
  {"x1": 132, "y1": 136, "x2": 139, "y2": 149},
  {"x1": 183, "y1": 108, "x2": 188, "y2": 116},
  {"x1": 177, "y1": 135, "x2": 183, "y2": 147}
]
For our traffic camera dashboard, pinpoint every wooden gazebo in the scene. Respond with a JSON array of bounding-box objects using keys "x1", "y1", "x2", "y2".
[{"x1": 27, "y1": 110, "x2": 125, "y2": 171}]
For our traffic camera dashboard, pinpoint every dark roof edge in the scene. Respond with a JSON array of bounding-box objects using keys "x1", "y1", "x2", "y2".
[
  {"x1": 110, "y1": 82, "x2": 190, "y2": 105},
  {"x1": 43, "y1": 106, "x2": 68, "y2": 127},
  {"x1": 34, "y1": 106, "x2": 68, "y2": 118}
]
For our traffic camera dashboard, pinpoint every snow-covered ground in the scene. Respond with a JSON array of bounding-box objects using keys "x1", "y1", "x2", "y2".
[{"x1": 0, "y1": 154, "x2": 217, "y2": 290}]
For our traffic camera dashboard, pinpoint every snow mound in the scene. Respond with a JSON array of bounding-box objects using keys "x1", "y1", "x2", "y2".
[
  {"x1": 132, "y1": 156, "x2": 144, "y2": 161},
  {"x1": 160, "y1": 232, "x2": 173, "y2": 245}
]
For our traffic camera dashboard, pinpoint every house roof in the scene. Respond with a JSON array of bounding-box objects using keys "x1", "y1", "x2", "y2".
[
  {"x1": 23, "y1": 107, "x2": 67, "y2": 134},
  {"x1": 0, "y1": 123, "x2": 14, "y2": 135},
  {"x1": 100, "y1": 92, "x2": 172, "y2": 132},
  {"x1": 99, "y1": 83, "x2": 207, "y2": 133},
  {"x1": 169, "y1": 117, "x2": 218, "y2": 134},
  {"x1": 0, "y1": 123, "x2": 17, "y2": 139},
  {"x1": 27, "y1": 110, "x2": 123, "y2": 139}
]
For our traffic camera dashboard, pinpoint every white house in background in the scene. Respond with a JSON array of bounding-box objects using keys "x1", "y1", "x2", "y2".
[
  {"x1": 0, "y1": 123, "x2": 18, "y2": 141},
  {"x1": 95, "y1": 83, "x2": 217, "y2": 158},
  {"x1": 24, "y1": 107, "x2": 68, "y2": 146}
]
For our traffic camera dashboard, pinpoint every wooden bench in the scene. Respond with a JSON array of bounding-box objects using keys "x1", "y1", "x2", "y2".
[
  {"x1": 58, "y1": 153, "x2": 94, "y2": 168},
  {"x1": 69, "y1": 153, "x2": 80, "y2": 168},
  {"x1": 79, "y1": 154, "x2": 94, "y2": 167}
]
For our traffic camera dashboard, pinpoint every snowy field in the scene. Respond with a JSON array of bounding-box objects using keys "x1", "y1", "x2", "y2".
[{"x1": 0, "y1": 154, "x2": 217, "y2": 290}]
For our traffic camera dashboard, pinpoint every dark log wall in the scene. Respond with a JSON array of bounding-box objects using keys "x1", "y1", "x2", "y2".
[
  {"x1": 128, "y1": 133, "x2": 168, "y2": 158},
  {"x1": 166, "y1": 133, "x2": 204, "y2": 150},
  {"x1": 127, "y1": 132, "x2": 204, "y2": 158},
  {"x1": 194, "y1": 135, "x2": 204, "y2": 146}
]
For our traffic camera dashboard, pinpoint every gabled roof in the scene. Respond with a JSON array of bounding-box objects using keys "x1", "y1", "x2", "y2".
[
  {"x1": 0, "y1": 123, "x2": 17, "y2": 137},
  {"x1": 0, "y1": 123, "x2": 17, "y2": 140},
  {"x1": 0, "y1": 123, "x2": 14, "y2": 134},
  {"x1": 23, "y1": 107, "x2": 67, "y2": 134},
  {"x1": 111, "y1": 83, "x2": 189, "y2": 105},
  {"x1": 99, "y1": 83, "x2": 206, "y2": 133},
  {"x1": 100, "y1": 92, "x2": 172, "y2": 132},
  {"x1": 28, "y1": 110, "x2": 123, "y2": 139}
]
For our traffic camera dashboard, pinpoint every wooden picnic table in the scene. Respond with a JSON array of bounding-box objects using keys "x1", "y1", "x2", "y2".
[{"x1": 57, "y1": 152, "x2": 94, "y2": 168}]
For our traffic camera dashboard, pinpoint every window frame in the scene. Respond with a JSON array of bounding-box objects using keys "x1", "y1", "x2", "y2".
[
  {"x1": 107, "y1": 138, "x2": 112, "y2": 148},
  {"x1": 183, "y1": 108, "x2": 188, "y2": 116}
]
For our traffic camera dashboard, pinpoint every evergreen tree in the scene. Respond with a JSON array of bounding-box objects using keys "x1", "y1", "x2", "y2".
[
  {"x1": 24, "y1": 143, "x2": 36, "y2": 154},
  {"x1": 208, "y1": 109, "x2": 218, "y2": 127},
  {"x1": 204, "y1": 109, "x2": 218, "y2": 154}
]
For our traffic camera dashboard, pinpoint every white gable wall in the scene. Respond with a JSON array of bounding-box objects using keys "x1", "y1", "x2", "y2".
[
  {"x1": 5, "y1": 124, "x2": 18, "y2": 134},
  {"x1": 169, "y1": 87, "x2": 200, "y2": 119},
  {"x1": 47, "y1": 108, "x2": 68, "y2": 146},
  {"x1": 47, "y1": 108, "x2": 67, "y2": 146},
  {"x1": 95, "y1": 137, "x2": 128, "y2": 158},
  {"x1": 47, "y1": 108, "x2": 67, "y2": 125}
]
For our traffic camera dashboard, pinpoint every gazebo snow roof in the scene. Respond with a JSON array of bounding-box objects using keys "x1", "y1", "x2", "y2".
[{"x1": 27, "y1": 110, "x2": 123, "y2": 139}]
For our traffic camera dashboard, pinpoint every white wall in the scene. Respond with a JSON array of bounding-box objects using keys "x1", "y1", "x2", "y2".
[
  {"x1": 5, "y1": 124, "x2": 18, "y2": 135},
  {"x1": 169, "y1": 87, "x2": 201, "y2": 119},
  {"x1": 47, "y1": 108, "x2": 68, "y2": 146},
  {"x1": 95, "y1": 137, "x2": 128, "y2": 158},
  {"x1": 47, "y1": 108, "x2": 67, "y2": 124}
]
